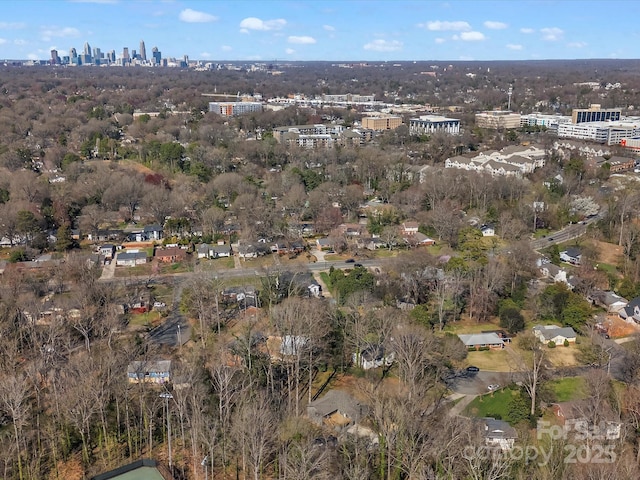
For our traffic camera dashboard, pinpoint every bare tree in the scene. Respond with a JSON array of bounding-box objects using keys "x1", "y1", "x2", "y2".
[{"x1": 511, "y1": 332, "x2": 547, "y2": 416}]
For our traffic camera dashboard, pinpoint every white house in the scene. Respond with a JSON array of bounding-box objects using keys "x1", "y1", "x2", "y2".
[
  {"x1": 482, "y1": 417, "x2": 518, "y2": 452},
  {"x1": 116, "y1": 250, "x2": 147, "y2": 267},
  {"x1": 532, "y1": 325, "x2": 577, "y2": 345},
  {"x1": 352, "y1": 345, "x2": 394, "y2": 370},
  {"x1": 480, "y1": 225, "x2": 495, "y2": 237}
]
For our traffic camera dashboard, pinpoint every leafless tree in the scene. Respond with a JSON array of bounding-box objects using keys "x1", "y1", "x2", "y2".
[{"x1": 511, "y1": 332, "x2": 547, "y2": 416}]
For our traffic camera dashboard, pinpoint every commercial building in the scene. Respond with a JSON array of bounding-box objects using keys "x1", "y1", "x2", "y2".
[
  {"x1": 571, "y1": 104, "x2": 621, "y2": 124},
  {"x1": 208, "y1": 101, "x2": 263, "y2": 116},
  {"x1": 475, "y1": 111, "x2": 521, "y2": 129},
  {"x1": 520, "y1": 113, "x2": 571, "y2": 133},
  {"x1": 409, "y1": 115, "x2": 460, "y2": 135},
  {"x1": 362, "y1": 116, "x2": 403, "y2": 131},
  {"x1": 557, "y1": 121, "x2": 640, "y2": 145}
]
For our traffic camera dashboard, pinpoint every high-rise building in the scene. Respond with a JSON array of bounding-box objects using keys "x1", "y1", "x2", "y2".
[
  {"x1": 152, "y1": 47, "x2": 161, "y2": 65},
  {"x1": 139, "y1": 40, "x2": 146, "y2": 61},
  {"x1": 122, "y1": 47, "x2": 130, "y2": 61},
  {"x1": 83, "y1": 42, "x2": 91, "y2": 56},
  {"x1": 50, "y1": 49, "x2": 59, "y2": 65}
]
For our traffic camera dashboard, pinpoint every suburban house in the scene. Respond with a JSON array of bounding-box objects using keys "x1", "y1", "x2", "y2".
[
  {"x1": 129, "y1": 224, "x2": 164, "y2": 242},
  {"x1": 307, "y1": 390, "x2": 367, "y2": 430},
  {"x1": 588, "y1": 290, "x2": 628, "y2": 314},
  {"x1": 315, "y1": 237, "x2": 334, "y2": 250},
  {"x1": 99, "y1": 244, "x2": 116, "y2": 260},
  {"x1": 280, "y1": 335, "x2": 308, "y2": 356},
  {"x1": 532, "y1": 325, "x2": 577, "y2": 345},
  {"x1": 236, "y1": 244, "x2": 259, "y2": 259},
  {"x1": 154, "y1": 246, "x2": 187, "y2": 263},
  {"x1": 127, "y1": 360, "x2": 172, "y2": 384},
  {"x1": 482, "y1": 417, "x2": 518, "y2": 452},
  {"x1": 538, "y1": 260, "x2": 574, "y2": 288},
  {"x1": 560, "y1": 247, "x2": 582, "y2": 265},
  {"x1": 115, "y1": 250, "x2": 147, "y2": 267},
  {"x1": 352, "y1": 345, "x2": 394, "y2": 370},
  {"x1": 197, "y1": 243, "x2": 232, "y2": 259},
  {"x1": 401, "y1": 221, "x2": 419, "y2": 236},
  {"x1": 356, "y1": 237, "x2": 387, "y2": 250},
  {"x1": 551, "y1": 401, "x2": 621, "y2": 440},
  {"x1": 619, "y1": 297, "x2": 640, "y2": 323},
  {"x1": 480, "y1": 224, "x2": 495, "y2": 237},
  {"x1": 458, "y1": 332, "x2": 505, "y2": 350}
]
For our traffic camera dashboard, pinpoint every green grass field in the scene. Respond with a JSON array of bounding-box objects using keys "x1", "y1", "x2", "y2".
[
  {"x1": 465, "y1": 387, "x2": 519, "y2": 419},
  {"x1": 547, "y1": 377, "x2": 586, "y2": 402}
]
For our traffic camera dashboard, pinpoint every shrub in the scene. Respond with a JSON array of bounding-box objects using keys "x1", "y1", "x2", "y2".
[
  {"x1": 548, "y1": 341, "x2": 556, "y2": 348},
  {"x1": 563, "y1": 339, "x2": 570, "y2": 347}
]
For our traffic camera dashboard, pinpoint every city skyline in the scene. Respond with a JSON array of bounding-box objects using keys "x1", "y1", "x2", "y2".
[{"x1": 0, "y1": 0, "x2": 639, "y2": 62}]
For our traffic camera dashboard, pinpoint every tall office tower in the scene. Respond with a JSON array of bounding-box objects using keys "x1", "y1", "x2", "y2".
[
  {"x1": 122, "y1": 47, "x2": 130, "y2": 61},
  {"x1": 139, "y1": 40, "x2": 146, "y2": 61},
  {"x1": 92, "y1": 47, "x2": 101, "y2": 59},
  {"x1": 83, "y1": 42, "x2": 91, "y2": 56},
  {"x1": 69, "y1": 47, "x2": 77, "y2": 59},
  {"x1": 152, "y1": 46, "x2": 161, "y2": 65},
  {"x1": 50, "y1": 49, "x2": 59, "y2": 65},
  {"x1": 109, "y1": 50, "x2": 116, "y2": 62}
]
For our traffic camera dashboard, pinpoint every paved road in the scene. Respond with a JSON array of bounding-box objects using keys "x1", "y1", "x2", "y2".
[{"x1": 530, "y1": 211, "x2": 605, "y2": 251}]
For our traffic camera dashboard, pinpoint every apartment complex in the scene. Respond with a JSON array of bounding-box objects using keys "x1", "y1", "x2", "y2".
[
  {"x1": 409, "y1": 115, "x2": 460, "y2": 135},
  {"x1": 475, "y1": 111, "x2": 521, "y2": 129},
  {"x1": 520, "y1": 113, "x2": 571, "y2": 133},
  {"x1": 444, "y1": 145, "x2": 546, "y2": 178},
  {"x1": 362, "y1": 116, "x2": 403, "y2": 131},
  {"x1": 557, "y1": 121, "x2": 640, "y2": 145},
  {"x1": 272, "y1": 123, "x2": 371, "y2": 148},
  {"x1": 571, "y1": 104, "x2": 621, "y2": 124},
  {"x1": 208, "y1": 101, "x2": 263, "y2": 116}
]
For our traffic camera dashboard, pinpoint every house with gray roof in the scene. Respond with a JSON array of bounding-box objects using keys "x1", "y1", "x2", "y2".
[
  {"x1": 482, "y1": 417, "x2": 518, "y2": 452},
  {"x1": 532, "y1": 325, "x2": 577, "y2": 344},
  {"x1": 116, "y1": 250, "x2": 147, "y2": 267},
  {"x1": 458, "y1": 332, "x2": 505, "y2": 350},
  {"x1": 307, "y1": 390, "x2": 367, "y2": 430}
]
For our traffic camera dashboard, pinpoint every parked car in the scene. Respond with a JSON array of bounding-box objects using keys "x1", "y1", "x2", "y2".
[
  {"x1": 487, "y1": 384, "x2": 500, "y2": 391},
  {"x1": 345, "y1": 258, "x2": 355, "y2": 263},
  {"x1": 354, "y1": 263, "x2": 363, "y2": 267},
  {"x1": 466, "y1": 366, "x2": 480, "y2": 373}
]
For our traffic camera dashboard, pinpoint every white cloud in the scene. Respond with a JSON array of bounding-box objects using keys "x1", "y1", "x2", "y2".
[
  {"x1": 286, "y1": 48, "x2": 295, "y2": 54},
  {"x1": 423, "y1": 20, "x2": 471, "y2": 31},
  {"x1": 0, "y1": 38, "x2": 6, "y2": 45},
  {"x1": 568, "y1": 41, "x2": 587, "y2": 48},
  {"x1": 288, "y1": 36, "x2": 316, "y2": 45},
  {"x1": 40, "y1": 26, "x2": 80, "y2": 41},
  {"x1": 200, "y1": 52, "x2": 211, "y2": 58},
  {"x1": 459, "y1": 31, "x2": 485, "y2": 41},
  {"x1": 363, "y1": 39, "x2": 403, "y2": 52},
  {"x1": 13, "y1": 39, "x2": 26, "y2": 45},
  {"x1": 179, "y1": 8, "x2": 218, "y2": 23},
  {"x1": 484, "y1": 21, "x2": 507, "y2": 30},
  {"x1": 520, "y1": 27, "x2": 534, "y2": 34},
  {"x1": 323, "y1": 24, "x2": 335, "y2": 31},
  {"x1": 27, "y1": 53, "x2": 38, "y2": 60},
  {"x1": 239, "y1": 17, "x2": 286, "y2": 31},
  {"x1": 435, "y1": 37, "x2": 446, "y2": 44},
  {"x1": 541, "y1": 27, "x2": 563, "y2": 41},
  {"x1": 506, "y1": 44, "x2": 523, "y2": 50},
  {"x1": 0, "y1": 22, "x2": 26, "y2": 29},
  {"x1": 221, "y1": 45, "x2": 232, "y2": 52}
]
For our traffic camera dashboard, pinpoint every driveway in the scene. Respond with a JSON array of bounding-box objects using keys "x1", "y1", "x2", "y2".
[{"x1": 446, "y1": 370, "x2": 516, "y2": 395}]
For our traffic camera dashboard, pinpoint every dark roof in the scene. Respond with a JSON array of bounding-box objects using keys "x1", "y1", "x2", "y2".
[{"x1": 482, "y1": 417, "x2": 518, "y2": 440}]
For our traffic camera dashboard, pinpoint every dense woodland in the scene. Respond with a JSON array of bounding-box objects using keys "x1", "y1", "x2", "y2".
[{"x1": 1, "y1": 60, "x2": 640, "y2": 479}]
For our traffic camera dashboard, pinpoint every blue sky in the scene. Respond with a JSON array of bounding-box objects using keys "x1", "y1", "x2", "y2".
[{"x1": 0, "y1": 0, "x2": 638, "y2": 62}]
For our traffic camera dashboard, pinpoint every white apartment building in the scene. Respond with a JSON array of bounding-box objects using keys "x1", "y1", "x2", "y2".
[
  {"x1": 445, "y1": 145, "x2": 545, "y2": 178},
  {"x1": 409, "y1": 115, "x2": 460, "y2": 135},
  {"x1": 557, "y1": 121, "x2": 640, "y2": 145},
  {"x1": 208, "y1": 101, "x2": 263, "y2": 116},
  {"x1": 520, "y1": 113, "x2": 571, "y2": 133}
]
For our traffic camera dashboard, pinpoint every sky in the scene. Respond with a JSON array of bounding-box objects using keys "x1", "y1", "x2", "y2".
[{"x1": 0, "y1": 0, "x2": 638, "y2": 62}]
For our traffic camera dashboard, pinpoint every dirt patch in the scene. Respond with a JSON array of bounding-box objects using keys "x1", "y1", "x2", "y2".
[
  {"x1": 603, "y1": 314, "x2": 640, "y2": 338},
  {"x1": 593, "y1": 240, "x2": 623, "y2": 266}
]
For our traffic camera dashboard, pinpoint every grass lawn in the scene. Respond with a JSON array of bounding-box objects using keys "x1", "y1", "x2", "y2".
[
  {"x1": 200, "y1": 257, "x2": 235, "y2": 269},
  {"x1": 128, "y1": 311, "x2": 162, "y2": 328},
  {"x1": 115, "y1": 263, "x2": 153, "y2": 277},
  {"x1": 547, "y1": 377, "x2": 586, "y2": 402},
  {"x1": 596, "y1": 262, "x2": 619, "y2": 276},
  {"x1": 546, "y1": 343, "x2": 581, "y2": 367},
  {"x1": 465, "y1": 387, "x2": 520, "y2": 419},
  {"x1": 466, "y1": 349, "x2": 514, "y2": 371},
  {"x1": 319, "y1": 272, "x2": 332, "y2": 287}
]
